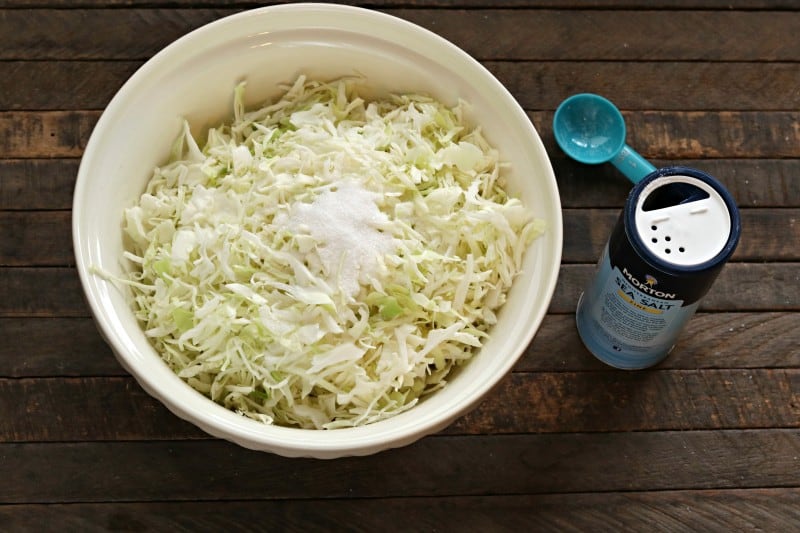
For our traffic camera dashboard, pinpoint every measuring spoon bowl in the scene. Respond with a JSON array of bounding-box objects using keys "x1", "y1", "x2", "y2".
[
  {"x1": 553, "y1": 93, "x2": 626, "y2": 164},
  {"x1": 553, "y1": 93, "x2": 655, "y2": 184}
]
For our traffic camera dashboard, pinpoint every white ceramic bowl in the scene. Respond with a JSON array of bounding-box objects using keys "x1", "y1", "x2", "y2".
[{"x1": 73, "y1": 3, "x2": 562, "y2": 458}]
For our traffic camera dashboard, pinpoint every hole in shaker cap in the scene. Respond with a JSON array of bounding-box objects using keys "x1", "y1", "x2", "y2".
[
  {"x1": 635, "y1": 174, "x2": 734, "y2": 267},
  {"x1": 642, "y1": 182, "x2": 710, "y2": 212}
]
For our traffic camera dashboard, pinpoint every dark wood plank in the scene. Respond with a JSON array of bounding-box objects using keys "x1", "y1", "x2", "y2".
[
  {"x1": 4, "y1": 110, "x2": 799, "y2": 159},
  {"x1": 1, "y1": 158, "x2": 794, "y2": 213},
  {"x1": 6, "y1": 1, "x2": 800, "y2": 8},
  {"x1": 620, "y1": 111, "x2": 800, "y2": 159},
  {"x1": 0, "y1": 263, "x2": 795, "y2": 318},
  {"x1": 4, "y1": 312, "x2": 796, "y2": 378},
  {"x1": 0, "y1": 111, "x2": 98, "y2": 158},
  {"x1": 695, "y1": 262, "x2": 800, "y2": 312},
  {"x1": 1, "y1": 0, "x2": 797, "y2": 523},
  {"x1": 532, "y1": 111, "x2": 800, "y2": 160},
  {"x1": 2, "y1": 368, "x2": 798, "y2": 441},
  {"x1": 2, "y1": 431, "x2": 799, "y2": 502},
  {"x1": 0, "y1": 211, "x2": 73, "y2": 267},
  {"x1": 2, "y1": 488, "x2": 800, "y2": 532},
  {"x1": 491, "y1": 61, "x2": 800, "y2": 111},
  {"x1": 2, "y1": 9, "x2": 799, "y2": 61},
  {"x1": 0, "y1": 9, "x2": 231, "y2": 61},
  {"x1": 399, "y1": 9, "x2": 800, "y2": 62},
  {"x1": 6, "y1": 60, "x2": 800, "y2": 112},
  {"x1": 0, "y1": 318, "x2": 121, "y2": 377},
  {"x1": 2, "y1": 208, "x2": 792, "y2": 268},
  {"x1": 0, "y1": 160, "x2": 79, "y2": 210},
  {"x1": 555, "y1": 158, "x2": 800, "y2": 209},
  {"x1": 562, "y1": 208, "x2": 800, "y2": 263},
  {"x1": 522, "y1": 312, "x2": 800, "y2": 371},
  {"x1": 0, "y1": 377, "x2": 204, "y2": 442},
  {"x1": 0, "y1": 268, "x2": 89, "y2": 318},
  {"x1": 0, "y1": 61, "x2": 140, "y2": 111},
  {"x1": 453, "y1": 369, "x2": 800, "y2": 434}
]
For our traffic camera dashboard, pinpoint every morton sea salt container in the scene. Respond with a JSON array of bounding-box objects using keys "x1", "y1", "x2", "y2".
[{"x1": 575, "y1": 166, "x2": 741, "y2": 369}]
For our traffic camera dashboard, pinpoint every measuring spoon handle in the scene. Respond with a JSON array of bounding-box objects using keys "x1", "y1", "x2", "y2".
[{"x1": 611, "y1": 144, "x2": 657, "y2": 184}]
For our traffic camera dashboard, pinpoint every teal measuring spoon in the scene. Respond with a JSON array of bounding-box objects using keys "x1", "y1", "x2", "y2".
[{"x1": 552, "y1": 93, "x2": 656, "y2": 184}]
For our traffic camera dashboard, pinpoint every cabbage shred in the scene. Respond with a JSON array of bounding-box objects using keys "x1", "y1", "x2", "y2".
[{"x1": 119, "y1": 76, "x2": 544, "y2": 429}]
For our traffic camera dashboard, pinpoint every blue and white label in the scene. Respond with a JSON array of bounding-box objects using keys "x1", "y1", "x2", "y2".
[
  {"x1": 576, "y1": 244, "x2": 699, "y2": 369},
  {"x1": 575, "y1": 169, "x2": 740, "y2": 370}
]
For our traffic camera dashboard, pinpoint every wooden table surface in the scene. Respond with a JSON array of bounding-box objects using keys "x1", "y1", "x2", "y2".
[{"x1": 2, "y1": 1, "x2": 800, "y2": 531}]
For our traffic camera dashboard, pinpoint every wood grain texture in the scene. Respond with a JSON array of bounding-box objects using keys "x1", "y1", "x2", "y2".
[
  {"x1": 555, "y1": 158, "x2": 800, "y2": 208},
  {"x1": 490, "y1": 61, "x2": 800, "y2": 111},
  {"x1": 2, "y1": 488, "x2": 800, "y2": 532},
  {"x1": 561, "y1": 208, "x2": 800, "y2": 263},
  {"x1": 0, "y1": 377, "x2": 204, "y2": 442},
  {"x1": 0, "y1": 112, "x2": 97, "y2": 158},
  {"x1": 0, "y1": 318, "x2": 121, "y2": 377},
  {"x1": 0, "y1": 160, "x2": 79, "y2": 210},
  {"x1": 0, "y1": 263, "x2": 796, "y2": 318},
  {"x1": 0, "y1": 61, "x2": 141, "y2": 111},
  {"x1": 1, "y1": 368, "x2": 798, "y2": 441},
  {"x1": 522, "y1": 312, "x2": 800, "y2": 371},
  {"x1": 453, "y1": 370, "x2": 800, "y2": 434},
  {"x1": 2, "y1": 9, "x2": 799, "y2": 61},
  {"x1": 5, "y1": 60, "x2": 800, "y2": 112},
  {"x1": 2, "y1": 431, "x2": 799, "y2": 502},
  {"x1": 0, "y1": 211, "x2": 73, "y2": 266},
  {"x1": 5, "y1": 1, "x2": 800, "y2": 8},
  {"x1": 0, "y1": 268, "x2": 88, "y2": 318},
  {"x1": 2, "y1": 208, "x2": 794, "y2": 267},
  {"x1": 532, "y1": 111, "x2": 800, "y2": 159},
  {"x1": 4, "y1": 110, "x2": 800, "y2": 159},
  {"x1": 405, "y1": 9, "x2": 800, "y2": 61},
  {"x1": 0, "y1": 9, "x2": 230, "y2": 61},
  {"x1": 2, "y1": 158, "x2": 796, "y2": 213},
  {"x1": 3, "y1": 312, "x2": 797, "y2": 378},
  {"x1": 1, "y1": 0, "x2": 798, "y2": 523}
]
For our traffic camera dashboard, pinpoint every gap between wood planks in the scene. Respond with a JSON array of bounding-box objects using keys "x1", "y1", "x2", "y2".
[
  {"x1": 1, "y1": 369, "x2": 799, "y2": 440},
  {"x1": 2, "y1": 431, "x2": 800, "y2": 501},
  {"x1": 1, "y1": 488, "x2": 800, "y2": 531}
]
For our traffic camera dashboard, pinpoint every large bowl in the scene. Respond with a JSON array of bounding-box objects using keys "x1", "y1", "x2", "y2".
[{"x1": 72, "y1": 3, "x2": 562, "y2": 458}]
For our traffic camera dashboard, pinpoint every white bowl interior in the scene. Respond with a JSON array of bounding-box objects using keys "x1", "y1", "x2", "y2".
[{"x1": 73, "y1": 3, "x2": 562, "y2": 458}]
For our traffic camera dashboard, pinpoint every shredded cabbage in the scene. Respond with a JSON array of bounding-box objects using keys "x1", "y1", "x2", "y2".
[{"x1": 114, "y1": 75, "x2": 544, "y2": 429}]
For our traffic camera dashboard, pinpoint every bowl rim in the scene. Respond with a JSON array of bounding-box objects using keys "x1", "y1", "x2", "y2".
[{"x1": 72, "y1": 2, "x2": 563, "y2": 458}]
